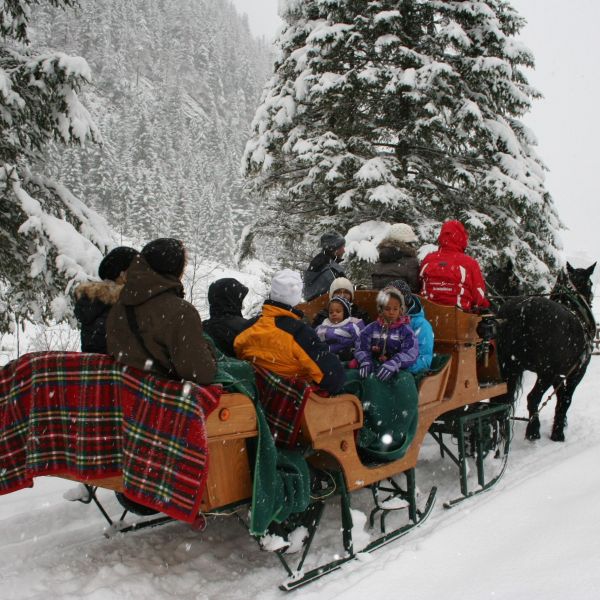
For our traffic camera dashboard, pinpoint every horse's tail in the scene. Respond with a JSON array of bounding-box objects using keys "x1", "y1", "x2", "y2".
[{"x1": 502, "y1": 369, "x2": 523, "y2": 404}]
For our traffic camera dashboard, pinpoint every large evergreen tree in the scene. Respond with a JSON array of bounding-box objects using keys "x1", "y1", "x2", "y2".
[
  {"x1": 243, "y1": 0, "x2": 562, "y2": 287},
  {"x1": 0, "y1": 0, "x2": 114, "y2": 332}
]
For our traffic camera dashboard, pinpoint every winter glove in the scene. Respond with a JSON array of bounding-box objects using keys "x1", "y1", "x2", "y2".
[
  {"x1": 375, "y1": 363, "x2": 396, "y2": 382},
  {"x1": 358, "y1": 362, "x2": 373, "y2": 379}
]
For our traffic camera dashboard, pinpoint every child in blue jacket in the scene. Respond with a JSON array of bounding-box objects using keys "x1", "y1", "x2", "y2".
[{"x1": 388, "y1": 278, "x2": 434, "y2": 374}]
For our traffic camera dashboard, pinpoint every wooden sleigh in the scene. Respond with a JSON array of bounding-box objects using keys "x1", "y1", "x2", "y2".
[{"x1": 36, "y1": 292, "x2": 510, "y2": 591}]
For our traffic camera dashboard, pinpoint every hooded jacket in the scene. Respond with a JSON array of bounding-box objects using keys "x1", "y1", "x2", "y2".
[
  {"x1": 315, "y1": 316, "x2": 365, "y2": 361},
  {"x1": 405, "y1": 296, "x2": 434, "y2": 374},
  {"x1": 203, "y1": 278, "x2": 251, "y2": 357},
  {"x1": 354, "y1": 316, "x2": 419, "y2": 374},
  {"x1": 74, "y1": 281, "x2": 123, "y2": 353},
  {"x1": 371, "y1": 239, "x2": 420, "y2": 292},
  {"x1": 419, "y1": 221, "x2": 490, "y2": 311},
  {"x1": 234, "y1": 300, "x2": 345, "y2": 394},
  {"x1": 106, "y1": 256, "x2": 216, "y2": 385},
  {"x1": 303, "y1": 250, "x2": 345, "y2": 301}
]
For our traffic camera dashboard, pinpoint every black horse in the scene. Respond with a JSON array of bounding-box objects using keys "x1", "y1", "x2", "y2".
[{"x1": 493, "y1": 261, "x2": 596, "y2": 441}]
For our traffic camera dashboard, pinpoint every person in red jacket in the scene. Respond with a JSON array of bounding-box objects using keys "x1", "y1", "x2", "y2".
[{"x1": 419, "y1": 220, "x2": 490, "y2": 311}]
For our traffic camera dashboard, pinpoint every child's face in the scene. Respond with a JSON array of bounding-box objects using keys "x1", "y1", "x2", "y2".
[
  {"x1": 382, "y1": 297, "x2": 402, "y2": 323},
  {"x1": 328, "y1": 301, "x2": 345, "y2": 324},
  {"x1": 335, "y1": 288, "x2": 352, "y2": 302}
]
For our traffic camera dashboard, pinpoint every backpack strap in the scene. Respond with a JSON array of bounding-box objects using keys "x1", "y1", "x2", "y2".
[{"x1": 124, "y1": 305, "x2": 179, "y2": 379}]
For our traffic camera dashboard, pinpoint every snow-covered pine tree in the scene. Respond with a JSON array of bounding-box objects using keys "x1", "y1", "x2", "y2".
[
  {"x1": 243, "y1": 0, "x2": 562, "y2": 287},
  {"x1": 0, "y1": 0, "x2": 114, "y2": 333}
]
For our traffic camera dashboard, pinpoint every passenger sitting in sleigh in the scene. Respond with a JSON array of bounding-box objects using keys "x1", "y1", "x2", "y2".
[
  {"x1": 234, "y1": 269, "x2": 345, "y2": 394},
  {"x1": 311, "y1": 276, "x2": 370, "y2": 327},
  {"x1": 354, "y1": 286, "x2": 418, "y2": 382},
  {"x1": 315, "y1": 296, "x2": 365, "y2": 362}
]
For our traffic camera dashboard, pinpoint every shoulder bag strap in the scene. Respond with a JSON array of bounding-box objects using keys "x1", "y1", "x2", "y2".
[{"x1": 124, "y1": 305, "x2": 179, "y2": 379}]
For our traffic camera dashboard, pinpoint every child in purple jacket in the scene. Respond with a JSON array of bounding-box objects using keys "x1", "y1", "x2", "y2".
[
  {"x1": 315, "y1": 296, "x2": 365, "y2": 362},
  {"x1": 354, "y1": 287, "x2": 418, "y2": 381}
]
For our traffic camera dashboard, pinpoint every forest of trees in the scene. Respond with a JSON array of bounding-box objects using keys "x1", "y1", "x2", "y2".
[
  {"x1": 32, "y1": 0, "x2": 272, "y2": 264},
  {"x1": 243, "y1": 0, "x2": 562, "y2": 288},
  {"x1": 1, "y1": 0, "x2": 565, "y2": 334},
  {"x1": 0, "y1": 0, "x2": 272, "y2": 332}
]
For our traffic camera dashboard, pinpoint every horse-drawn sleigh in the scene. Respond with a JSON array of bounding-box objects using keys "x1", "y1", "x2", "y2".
[{"x1": 1, "y1": 286, "x2": 519, "y2": 590}]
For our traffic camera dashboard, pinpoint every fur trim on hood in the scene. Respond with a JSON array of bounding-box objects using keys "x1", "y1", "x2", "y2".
[
  {"x1": 377, "y1": 238, "x2": 416, "y2": 263},
  {"x1": 74, "y1": 280, "x2": 123, "y2": 305}
]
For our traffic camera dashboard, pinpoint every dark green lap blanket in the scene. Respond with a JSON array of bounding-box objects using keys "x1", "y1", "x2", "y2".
[
  {"x1": 209, "y1": 343, "x2": 310, "y2": 536},
  {"x1": 343, "y1": 369, "x2": 419, "y2": 462}
]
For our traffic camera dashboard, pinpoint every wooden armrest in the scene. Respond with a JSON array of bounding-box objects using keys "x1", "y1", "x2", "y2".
[
  {"x1": 300, "y1": 392, "x2": 363, "y2": 442},
  {"x1": 205, "y1": 393, "x2": 257, "y2": 441}
]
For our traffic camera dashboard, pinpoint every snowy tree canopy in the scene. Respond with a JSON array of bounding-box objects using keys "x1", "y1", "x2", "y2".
[
  {"x1": 243, "y1": 0, "x2": 562, "y2": 287},
  {"x1": 0, "y1": 0, "x2": 114, "y2": 332}
]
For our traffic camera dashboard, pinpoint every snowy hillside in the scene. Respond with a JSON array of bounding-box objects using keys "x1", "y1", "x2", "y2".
[{"x1": 2, "y1": 363, "x2": 599, "y2": 599}]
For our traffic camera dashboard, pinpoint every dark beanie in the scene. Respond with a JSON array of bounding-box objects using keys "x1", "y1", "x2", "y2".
[
  {"x1": 329, "y1": 295, "x2": 351, "y2": 320},
  {"x1": 98, "y1": 246, "x2": 138, "y2": 281},
  {"x1": 141, "y1": 238, "x2": 186, "y2": 278},
  {"x1": 320, "y1": 231, "x2": 345, "y2": 251},
  {"x1": 388, "y1": 278, "x2": 414, "y2": 308}
]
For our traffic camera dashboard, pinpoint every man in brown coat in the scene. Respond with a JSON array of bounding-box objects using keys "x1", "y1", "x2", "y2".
[{"x1": 107, "y1": 238, "x2": 216, "y2": 385}]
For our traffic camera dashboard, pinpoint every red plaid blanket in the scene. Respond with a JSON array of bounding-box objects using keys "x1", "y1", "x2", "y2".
[
  {"x1": 0, "y1": 352, "x2": 221, "y2": 522},
  {"x1": 253, "y1": 366, "x2": 325, "y2": 448}
]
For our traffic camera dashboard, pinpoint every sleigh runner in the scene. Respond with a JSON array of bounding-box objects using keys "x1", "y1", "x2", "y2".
[{"x1": 0, "y1": 295, "x2": 511, "y2": 591}]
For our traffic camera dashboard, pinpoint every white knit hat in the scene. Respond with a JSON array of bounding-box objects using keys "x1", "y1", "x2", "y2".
[
  {"x1": 385, "y1": 223, "x2": 418, "y2": 244},
  {"x1": 270, "y1": 269, "x2": 303, "y2": 307},
  {"x1": 329, "y1": 277, "x2": 354, "y2": 300}
]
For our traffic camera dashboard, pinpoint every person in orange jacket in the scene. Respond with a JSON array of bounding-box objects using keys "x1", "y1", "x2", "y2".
[{"x1": 235, "y1": 269, "x2": 345, "y2": 394}]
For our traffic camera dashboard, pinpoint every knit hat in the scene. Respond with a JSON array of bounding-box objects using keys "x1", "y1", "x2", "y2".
[
  {"x1": 270, "y1": 269, "x2": 303, "y2": 307},
  {"x1": 320, "y1": 231, "x2": 345, "y2": 251},
  {"x1": 376, "y1": 286, "x2": 406, "y2": 314},
  {"x1": 98, "y1": 246, "x2": 138, "y2": 281},
  {"x1": 141, "y1": 238, "x2": 186, "y2": 278},
  {"x1": 329, "y1": 296, "x2": 351, "y2": 320},
  {"x1": 385, "y1": 223, "x2": 418, "y2": 244},
  {"x1": 387, "y1": 278, "x2": 415, "y2": 309},
  {"x1": 329, "y1": 277, "x2": 354, "y2": 300}
]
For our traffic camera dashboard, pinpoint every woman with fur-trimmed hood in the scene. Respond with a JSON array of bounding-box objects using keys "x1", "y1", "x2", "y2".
[
  {"x1": 74, "y1": 246, "x2": 138, "y2": 354},
  {"x1": 371, "y1": 223, "x2": 420, "y2": 292}
]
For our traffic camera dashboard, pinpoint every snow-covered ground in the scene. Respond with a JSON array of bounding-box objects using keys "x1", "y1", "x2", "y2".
[{"x1": 2, "y1": 360, "x2": 600, "y2": 599}]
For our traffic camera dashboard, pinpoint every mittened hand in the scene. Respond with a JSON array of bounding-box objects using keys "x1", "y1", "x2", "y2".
[
  {"x1": 376, "y1": 363, "x2": 395, "y2": 382},
  {"x1": 359, "y1": 362, "x2": 373, "y2": 378}
]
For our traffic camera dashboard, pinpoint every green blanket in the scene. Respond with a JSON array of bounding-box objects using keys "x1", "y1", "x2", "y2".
[
  {"x1": 209, "y1": 342, "x2": 310, "y2": 537},
  {"x1": 343, "y1": 368, "x2": 419, "y2": 462}
]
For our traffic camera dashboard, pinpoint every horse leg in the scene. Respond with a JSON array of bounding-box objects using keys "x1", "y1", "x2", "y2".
[
  {"x1": 551, "y1": 361, "x2": 590, "y2": 442},
  {"x1": 525, "y1": 376, "x2": 552, "y2": 441}
]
